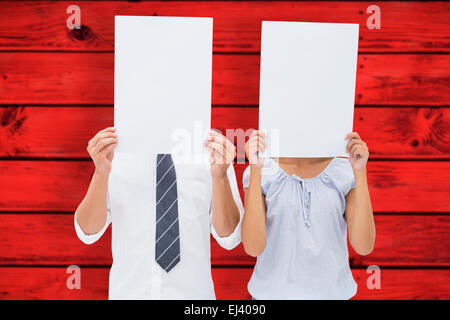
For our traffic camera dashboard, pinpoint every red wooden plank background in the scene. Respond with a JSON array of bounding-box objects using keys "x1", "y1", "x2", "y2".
[
  {"x1": 1, "y1": 214, "x2": 449, "y2": 267},
  {"x1": 0, "y1": 1, "x2": 448, "y2": 53},
  {"x1": 0, "y1": 1, "x2": 449, "y2": 300},
  {"x1": 1, "y1": 53, "x2": 448, "y2": 106},
  {"x1": 1, "y1": 106, "x2": 449, "y2": 159},
  {"x1": 1, "y1": 267, "x2": 449, "y2": 300}
]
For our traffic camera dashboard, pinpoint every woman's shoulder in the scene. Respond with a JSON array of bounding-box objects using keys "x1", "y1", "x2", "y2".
[
  {"x1": 331, "y1": 157, "x2": 353, "y2": 171},
  {"x1": 323, "y1": 157, "x2": 356, "y2": 195},
  {"x1": 242, "y1": 158, "x2": 282, "y2": 190}
]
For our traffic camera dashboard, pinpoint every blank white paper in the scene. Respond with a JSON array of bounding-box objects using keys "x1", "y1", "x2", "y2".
[
  {"x1": 259, "y1": 21, "x2": 359, "y2": 157},
  {"x1": 114, "y1": 16, "x2": 212, "y2": 159}
]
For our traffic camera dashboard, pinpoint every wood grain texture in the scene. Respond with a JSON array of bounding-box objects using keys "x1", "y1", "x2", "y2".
[
  {"x1": 0, "y1": 0, "x2": 449, "y2": 301},
  {"x1": 0, "y1": 214, "x2": 448, "y2": 267},
  {"x1": 0, "y1": 1, "x2": 448, "y2": 53},
  {"x1": 351, "y1": 268, "x2": 450, "y2": 300},
  {"x1": 0, "y1": 267, "x2": 448, "y2": 300},
  {"x1": 0, "y1": 160, "x2": 449, "y2": 213},
  {"x1": 1, "y1": 106, "x2": 449, "y2": 159},
  {"x1": 1, "y1": 53, "x2": 448, "y2": 106}
]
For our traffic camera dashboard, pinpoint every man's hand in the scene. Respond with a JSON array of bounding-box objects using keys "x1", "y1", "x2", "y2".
[
  {"x1": 205, "y1": 130, "x2": 236, "y2": 179},
  {"x1": 245, "y1": 130, "x2": 266, "y2": 168},
  {"x1": 345, "y1": 132, "x2": 369, "y2": 171},
  {"x1": 87, "y1": 127, "x2": 118, "y2": 175}
]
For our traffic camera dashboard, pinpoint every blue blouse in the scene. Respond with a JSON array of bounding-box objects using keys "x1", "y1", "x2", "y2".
[{"x1": 242, "y1": 157, "x2": 357, "y2": 299}]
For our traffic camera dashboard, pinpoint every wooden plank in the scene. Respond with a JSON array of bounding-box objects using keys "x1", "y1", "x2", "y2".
[
  {"x1": 348, "y1": 215, "x2": 450, "y2": 267},
  {"x1": 362, "y1": 161, "x2": 450, "y2": 212},
  {"x1": 0, "y1": 214, "x2": 448, "y2": 267},
  {"x1": 0, "y1": 161, "x2": 95, "y2": 212},
  {"x1": 0, "y1": 160, "x2": 448, "y2": 213},
  {"x1": 215, "y1": 106, "x2": 450, "y2": 160},
  {"x1": 0, "y1": 213, "x2": 112, "y2": 266},
  {"x1": 0, "y1": 1, "x2": 448, "y2": 53},
  {"x1": 0, "y1": 106, "x2": 113, "y2": 159},
  {"x1": 1, "y1": 106, "x2": 449, "y2": 159},
  {"x1": 0, "y1": 53, "x2": 448, "y2": 106},
  {"x1": 351, "y1": 268, "x2": 450, "y2": 300},
  {"x1": 0, "y1": 267, "x2": 448, "y2": 299}
]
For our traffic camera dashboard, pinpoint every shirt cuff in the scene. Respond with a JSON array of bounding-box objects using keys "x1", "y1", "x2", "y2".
[
  {"x1": 74, "y1": 211, "x2": 111, "y2": 245},
  {"x1": 211, "y1": 213, "x2": 243, "y2": 250}
]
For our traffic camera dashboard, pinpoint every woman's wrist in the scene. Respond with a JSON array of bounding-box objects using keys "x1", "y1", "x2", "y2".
[
  {"x1": 353, "y1": 166, "x2": 368, "y2": 187},
  {"x1": 250, "y1": 164, "x2": 263, "y2": 173},
  {"x1": 94, "y1": 167, "x2": 111, "y2": 180}
]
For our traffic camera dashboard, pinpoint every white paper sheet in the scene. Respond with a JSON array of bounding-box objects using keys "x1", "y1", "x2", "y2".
[
  {"x1": 259, "y1": 21, "x2": 359, "y2": 158},
  {"x1": 114, "y1": 16, "x2": 212, "y2": 161}
]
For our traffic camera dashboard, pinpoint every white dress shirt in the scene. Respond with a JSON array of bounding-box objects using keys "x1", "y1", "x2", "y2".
[{"x1": 74, "y1": 152, "x2": 244, "y2": 300}]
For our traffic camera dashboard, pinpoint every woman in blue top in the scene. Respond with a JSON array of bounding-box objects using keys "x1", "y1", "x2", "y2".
[{"x1": 241, "y1": 130, "x2": 375, "y2": 300}]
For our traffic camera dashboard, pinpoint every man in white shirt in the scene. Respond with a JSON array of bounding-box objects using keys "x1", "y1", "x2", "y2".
[{"x1": 74, "y1": 127, "x2": 243, "y2": 299}]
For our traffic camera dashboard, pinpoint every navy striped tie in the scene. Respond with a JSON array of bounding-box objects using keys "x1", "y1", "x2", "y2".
[{"x1": 155, "y1": 154, "x2": 180, "y2": 272}]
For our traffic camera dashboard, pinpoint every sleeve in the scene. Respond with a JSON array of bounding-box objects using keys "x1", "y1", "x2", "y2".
[
  {"x1": 74, "y1": 190, "x2": 112, "y2": 245},
  {"x1": 341, "y1": 158, "x2": 356, "y2": 196},
  {"x1": 242, "y1": 165, "x2": 251, "y2": 189},
  {"x1": 211, "y1": 164, "x2": 244, "y2": 250},
  {"x1": 242, "y1": 158, "x2": 276, "y2": 195}
]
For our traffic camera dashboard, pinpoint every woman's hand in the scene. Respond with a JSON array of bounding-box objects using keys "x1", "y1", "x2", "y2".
[
  {"x1": 87, "y1": 127, "x2": 118, "y2": 175},
  {"x1": 345, "y1": 132, "x2": 369, "y2": 171},
  {"x1": 205, "y1": 130, "x2": 236, "y2": 179},
  {"x1": 245, "y1": 130, "x2": 267, "y2": 168}
]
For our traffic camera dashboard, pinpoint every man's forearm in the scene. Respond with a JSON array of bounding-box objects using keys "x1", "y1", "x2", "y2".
[
  {"x1": 75, "y1": 169, "x2": 109, "y2": 235},
  {"x1": 211, "y1": 174, "x2": 240, "y2": 237}
]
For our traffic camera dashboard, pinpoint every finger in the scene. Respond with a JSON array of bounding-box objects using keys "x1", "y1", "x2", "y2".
[
  {"x1": 252, "y1": 130, "x2": 267, "y2": 142},
  {"x1": 258, "y1": 137, "x2": 267, "y2": 149},
  {"x1": 92, "y1": 138, "x2": 118, "y2": 155},
  {"x1": 208, "y1": 132, "x2": 233, "y2": 148},
  {"x1": 208, "y1": 130, "x2": 224, "y2": 138},
  {"x1": 98, "y1": 142, "x2": 117, "y2": 156},
  {"x1": 99, "y1": 127, "x2": 116, "y2": 134},
  {"x1": 248, "y1": 137, "x2": 265, "y2": 154},
  {"x1": 205, "y1": 145, "x2": 214, "y2": 155},
  {"x1": 346, "y1": 138, "x2": 365, "y2": 153},
  {"x1": 351, "y1": 145, "x2": 366, "y2": 158},
  {"x1": 248, "y1": 146, "x2": 259, "y2": 164},
  {"x1": 207, "y1": 136, "x2": 236, "y2": 156},
  {"x1": 206, "y1": 147, "x2": 217, "y2": 165},
  {"x1": 258, "y1": 141, "x2": 267, "y2": 153},
  {"x1": 251, "y1": 133, "x2": 266, "y2": 145},
  {"x1": 352, "y1": 147, "x2": 363, "y2": 159},
  {"x1": 349, "y1": 143, "x2": 360, "y2": 155},
  {"x1": 345, "y1": 132, "x2": 360, "y2": 140},
  {"x1": 248, "y1": 130, "x2": 259, "y2": 142},
  {"x1": 249, "y1": 145, "x2": 260, "y2": 158},
  {"x1": 247, "y1": 138, "x2": 259, "y2": 154},
  {"x1": 345, "y1": 132, "x2": 360, "y2": 141},
  {"x1": 256, "y1": 134, "x2": 267, "y2": 150},
  {"x1": 206, "y1": 141, "x2": 228, "y2": 158},
  {"x1": 210, "y1": 128, "x2": 221, "y2": 134},
  {"x1": 206, "y1": 134, "x2": 227, "y2": 154},
  {"x1": 89, "y1": 131, "x2": 117, "y2": 149},
  {"x1": 356, "y1": 146, "x2": 369, "y2": 157},
  {"x1": 251, "y1": 130, "x2": 267, "y2": 138},
  {"x1": 207, "y1": 144, "x2": 230, "y2": 165},
  {"x1": 255, "y1": 137, "x2": 266, "y2": 152},
  {"x1": 218, "y1": 135, "x2": 236, "y2": 154},
  {"x1": 208, "y1": 130, "x2": 227, "y2": 140},
  {"x1": 93, "y1": 138, "x2": 118, "y2": 155},
  {"x1": 346, "y1": 139, "x2": 357, "y2": 153},
  {"x1": 93, "y1": 127, "x2": 116, "y2": 143}
]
